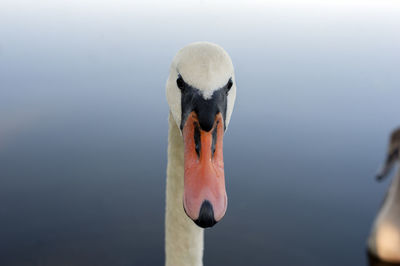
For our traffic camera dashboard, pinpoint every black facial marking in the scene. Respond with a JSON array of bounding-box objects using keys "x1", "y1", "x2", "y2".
[
  {"x1": 226, "y1": 78, "x2": 233, "y2": 93},
  {"x1": 211, "y1": 121, "x2": 218, "y2": 157},
  {"x1": 176, "y1": 75, "x2": 185, "y2": 90},
  {"x1": 179, "y1": 75, "x2": 231, "y2": 132},
  {"x1": 194, "y1": 122, "x2": 201, "y2": 158}
]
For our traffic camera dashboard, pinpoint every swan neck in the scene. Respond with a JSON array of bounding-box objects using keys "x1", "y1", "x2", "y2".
[{"x1": 165, "y1": 112, "x2": 204, "y2": 266}]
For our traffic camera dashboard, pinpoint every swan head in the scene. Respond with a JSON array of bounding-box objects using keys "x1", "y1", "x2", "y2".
[
  {"x1": 376, "y1": 128, "x2": 400, "y2": 181},
  {"x1": 166, "y1": 42, "x2": 236, "y2": 228}
]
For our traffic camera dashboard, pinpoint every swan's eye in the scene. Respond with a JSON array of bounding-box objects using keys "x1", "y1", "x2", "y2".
[
  {"x1": 225, "y1": 78, "x2": 233, "y2": 94},
  {"x1": 177, "y1": 76, "x2": 185, "y2": 90}
]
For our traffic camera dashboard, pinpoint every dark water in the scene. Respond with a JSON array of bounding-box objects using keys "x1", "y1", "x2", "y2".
[{"x1": 1, "y1": 1, "x2": 400, "y2": 265}]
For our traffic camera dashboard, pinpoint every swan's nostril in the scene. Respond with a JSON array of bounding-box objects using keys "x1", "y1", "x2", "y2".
[
  {"x1": 194, "y1": 200, "x2": 217, "y2": 228},
  {"x1": 211, "y1": 121, "x2": 218, "y2": 157},
  {"x1": 193, "y1": 122, "x2": 201, "y2": 158}
]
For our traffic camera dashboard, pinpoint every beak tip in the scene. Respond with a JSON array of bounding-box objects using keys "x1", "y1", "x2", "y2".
[{"x1": 193, "y1": 200, "x2": 217, "y2": 228}]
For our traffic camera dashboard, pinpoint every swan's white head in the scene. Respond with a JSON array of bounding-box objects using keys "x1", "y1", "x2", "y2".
[
  {"x1": 166, "y1": 42, "x2": 236, "y2": 228},
  {"x1": 167, "y1": 42, "x2": 236, "y2": 131}
]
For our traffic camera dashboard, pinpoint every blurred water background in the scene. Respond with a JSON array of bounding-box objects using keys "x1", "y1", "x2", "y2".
[{"x1": 1, "y1": 0, "x2": 400, "y2": 265}]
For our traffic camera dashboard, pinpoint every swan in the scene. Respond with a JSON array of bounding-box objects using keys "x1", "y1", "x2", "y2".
[
  {"x1": 368, "y1": 128, "x2": 400, "y2": 263},
  {"x1": 165, "y1": 42, "x2": 236, "y2": 266}
]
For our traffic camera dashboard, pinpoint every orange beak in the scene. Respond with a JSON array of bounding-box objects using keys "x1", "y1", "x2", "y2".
[{"x1": 182, "y1": 111, "x2": 227, "y2": 228}]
